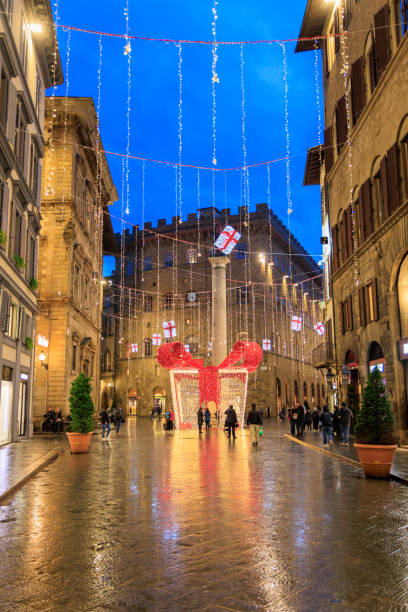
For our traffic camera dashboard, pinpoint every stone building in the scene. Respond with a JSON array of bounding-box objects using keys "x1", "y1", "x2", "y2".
[
  {"x1": 298, "y1": 0, "x2": 408, "y2": 437},
  {"x1": 32, "y1": 97, "x2": 117, "y2": 430},
  {"x1": 107, "y1": 204, "x2": 326, "y2": 417},
  {"x1": 0, "y1": 0, "x2": 62, "y2": 443}
]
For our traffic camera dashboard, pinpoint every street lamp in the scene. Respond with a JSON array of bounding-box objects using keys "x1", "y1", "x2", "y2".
[{"x1": 39, "y1": 351, "x2": 48, "y2": 369}]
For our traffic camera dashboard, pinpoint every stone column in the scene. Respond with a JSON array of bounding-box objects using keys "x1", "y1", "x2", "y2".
[{"x1": 209, "y1": 255, "x2": 230, "y2": 366}]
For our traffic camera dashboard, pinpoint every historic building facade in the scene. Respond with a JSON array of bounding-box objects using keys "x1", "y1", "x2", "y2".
[
  {"x1": 106, "y1": 204, "x2": 326, "y2": 417},
  {"x1": 0, "y1": 0, "x2": 62, "y2": 443},
  {"x1": 298, "y1": 0, "x2": 408, "y2": 437},
  {"x1": 32, "y1": 97, "x2": 117, "y2": 430}
]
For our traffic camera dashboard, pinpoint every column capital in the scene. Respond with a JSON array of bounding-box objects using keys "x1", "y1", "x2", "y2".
[{"x1": 208, "y1": 255, "x2": 230, "y2": 268}]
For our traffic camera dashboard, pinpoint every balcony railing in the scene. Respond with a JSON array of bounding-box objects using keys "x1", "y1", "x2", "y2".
[{"x1": 312, "y1": 342, "x2": 334, "y2": 367}]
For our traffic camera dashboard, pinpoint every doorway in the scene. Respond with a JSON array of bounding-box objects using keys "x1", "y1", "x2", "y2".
[
  {"x1": 153, "y1": 386, "x2": 166, "y2": 416},
  {"x1": 0, "y1": 366, "x2": 13, "y2": 444},
  {"x1": 128, "y1": 387, "x2": 137, "y2": 415},
  {"x1": 17, "y1": 380, "x2": 27, "y2": 437}
]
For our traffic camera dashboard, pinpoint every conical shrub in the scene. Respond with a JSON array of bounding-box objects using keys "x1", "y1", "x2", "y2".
[
  {"x1": 355, "y1": 368, "x2": 395, "y2": 444},
  {"x1": 68, "y1": 372, "x2": 94, "y2": 433}
]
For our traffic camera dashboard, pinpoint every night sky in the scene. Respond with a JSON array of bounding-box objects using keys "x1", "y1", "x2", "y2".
[{"x1": 50, "y1": 1, "x2": 322, "y2": 275}]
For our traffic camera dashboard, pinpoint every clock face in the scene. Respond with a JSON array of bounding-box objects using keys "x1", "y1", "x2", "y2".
[{"x1": 186, "y1": 292, "x2": 197, "y2": 303}]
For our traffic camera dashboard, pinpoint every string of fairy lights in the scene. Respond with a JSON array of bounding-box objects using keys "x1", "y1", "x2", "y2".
[{"x1": 46, "y1": 1, "x2": 336, "y2": 406}]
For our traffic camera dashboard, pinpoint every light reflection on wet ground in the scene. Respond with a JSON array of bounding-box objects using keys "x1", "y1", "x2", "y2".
[{"x1": 0, "y1": 419, "x2": 408, "y2": 611}]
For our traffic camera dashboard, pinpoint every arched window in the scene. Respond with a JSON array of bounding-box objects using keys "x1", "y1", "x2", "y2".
[
  {"x1": 235, "y1": 244, "x2": 247, "y2": 260},
  {"x1": 144, "y1": 256, "x2": 152, "y2": 271},
  {"x1": 303, "y1": 381, "x2": 307, "y2": 400},
  {"x1": 185, "y1": 335, "x2": 199, "y2": 354},
  {"x1": 164, "y1": 252, "x2": 173, "y2": 268},
  {"x1": 186, "y1": 249, "x2": 197, "y2": 264},
  {"x1": 144, "y1": 338, "x2": 152, "y2": 357}
]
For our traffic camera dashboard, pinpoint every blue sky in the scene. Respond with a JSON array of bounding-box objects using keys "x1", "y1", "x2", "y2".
[{"x1": 51, "y1": 1, "x2": 322, "y2": 276}]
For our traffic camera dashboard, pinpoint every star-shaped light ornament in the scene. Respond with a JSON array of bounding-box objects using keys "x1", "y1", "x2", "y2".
[{"x1": 124, "y1": 42, "x2": 131, "y2": 56}]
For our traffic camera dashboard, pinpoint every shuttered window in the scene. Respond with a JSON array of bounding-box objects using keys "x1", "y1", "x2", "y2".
[
  {"x1": 361, "y1": 179, "x2": 373, "y2": 240},
  {"x1": 346, "y1": 205, "x2": 353, "y2": 256},
  {"x1": 359, "y1": 280, "x2": 379, "y2": 326},
  {"x1": 374, "y1": 6, "x2": 390, "y2": 77},
  {"x1": 359, "y1": 286, "x2": 366, "y2": 327},
  {"x1": 351, "y1": 57, "x2": 365, "y2": 123},
  {"x1": 340, "y1": 219, "x2": 347, "y2": 265},
  {"x1": 380, "y1": 155, "x2": 390, "y2": 219},
  {"x1": 0, "y1": 290, "x2": 10, "y2": 331},
  {"x1": 341, "y1": 295, "x2": 353, "y2": 334},
  {"x1": 336, "y1": 96, "x2": 347, "y2": 153},
  {"x1": 387, "y1": 143, "x2": 401, "y2": 214},
  {"x1": 331, "y1": 224, "x2": 338, "y2": 272},
  {"x1": 324, "y1": 126, "x2": 334, "y2": 172}
]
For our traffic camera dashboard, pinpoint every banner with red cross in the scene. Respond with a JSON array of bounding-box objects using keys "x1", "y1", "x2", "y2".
[
  {"x1": 314, "y1": 322, "x2": 325, "y2": 336},
  {"x1": 291, "y1": 315, "x2": 302, "y2": 332},
  {"x1": 163, "y1": 320, "x2": 177, "y2": 339},
  {"x1": 153, "y1": 333, "x2": 162, "y2": 346},
  {"x1": 131, "y1": 343, "x2": 138, "y2": 353},
  {"x1": 214, "y1": 225, "x2": 241, "y2": 255},
  {"x1": 262, "y1": 339, "x2": 271, "y2": 351}
]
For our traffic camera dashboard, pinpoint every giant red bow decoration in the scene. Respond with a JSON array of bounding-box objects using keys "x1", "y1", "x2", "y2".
[{"x1": 157, "y1": 341, "x2": 262, "y2": 406}]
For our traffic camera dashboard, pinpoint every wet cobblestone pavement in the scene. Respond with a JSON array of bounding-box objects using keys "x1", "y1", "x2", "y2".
[{"x1": 1, "y1": 420, "x2": 408, "y2": 611}]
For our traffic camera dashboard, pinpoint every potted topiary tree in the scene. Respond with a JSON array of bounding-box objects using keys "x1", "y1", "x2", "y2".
[
  {"x1": 354, "y1": 368, "x2": 397, "y2": 478},
  {"x1": 67, "y1": 372, "x2": 94, "y2": 453}
]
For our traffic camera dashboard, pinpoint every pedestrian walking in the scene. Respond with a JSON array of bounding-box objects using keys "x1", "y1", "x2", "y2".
[
  {"x1": 339, "y1": 401, "x2": 353, "y2": 446},
  {"x1": 204, "y1": 407, "x2": 211, "y2": 432},
  {"x1": 311, "y1": 405, "x2": 320, "y2": 432},
  {"x1": 295, "y1": 403, "x2": 305, "y2": 437},
  {"x1": 224, "y1": 405, "x2": 238, "y2": 439},
  {"x1": 197, "y1": 406, "x2": 204, "y2": 433},
  {"x1": 246, "y1": 403, "x2": 262, "y2": 446},
  {"x1": 320, "y1": 405, "x2": 333, "y2": 447},
  {"x1": 157, "y1": 404, "x2": 162, "y2": 419},
  {"x1": 333, "y1": 405, "x2": 341, "y2": 438},
  {"x1": 304, "y1": 404, "x2": 312, "y2": 431},
  {"x1": 115, "y1": 407, "x2": 123, "y2": 433},
  {"x1": 165, "y1": 408, "x2": 174, "y2": 433},
  {"x1": 288, "y1": 405, "x2": 296, "y2": 436},
  {"x1": 101, "y1": 407, "x2": 111, "y2": 439}
]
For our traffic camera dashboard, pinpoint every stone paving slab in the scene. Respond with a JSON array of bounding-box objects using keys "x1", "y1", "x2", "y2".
[
  {"x1": 0, "y1": 434, "x2": 67, "y2": 503},
  {"x1": 282, "y1": 424, "x2": 408, "y2": 482},
  {"x1": 1, "y1": 420, "x2": 408, "y2": 610}
]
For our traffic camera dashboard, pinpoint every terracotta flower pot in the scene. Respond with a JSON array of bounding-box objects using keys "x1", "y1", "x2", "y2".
[
  {"x1": 354, "y1": 443, "x2": 397, "y2": 478},
  {"x1": 66, "y1": 432, "x2": 93, "y2": 454}
]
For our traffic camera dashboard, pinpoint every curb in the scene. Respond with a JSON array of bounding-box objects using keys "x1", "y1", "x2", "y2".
[
  {"x1": 284, "y1": 434, "x2": 408, "y2": 484},
  {"x1": 0, "y1": 447, "x2": 66, "y2": 504}
]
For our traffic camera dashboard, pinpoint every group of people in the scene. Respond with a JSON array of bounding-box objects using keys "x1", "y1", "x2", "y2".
[
  {"x1": 100, "y1": 405, "x2": 125, "y2": 438},
  {"x1": 42, "y1": 409, "x2": 66, "y2": 433},
  {"x1": 288, "y1": 401, "x2": 353, "y2": 448}
]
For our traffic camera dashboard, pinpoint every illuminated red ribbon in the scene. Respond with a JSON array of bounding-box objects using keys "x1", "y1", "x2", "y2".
[{"x1": 157, "y1": 341, "x2": 262, "y2": 405}]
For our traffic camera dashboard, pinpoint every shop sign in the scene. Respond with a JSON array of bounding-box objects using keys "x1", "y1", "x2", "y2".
[
  {"x1": 20, "y1": 372, "x2": 29, "y2": 381},
  {"x1": 38, "y1": 335, "x2": 49, "y2": 348}
]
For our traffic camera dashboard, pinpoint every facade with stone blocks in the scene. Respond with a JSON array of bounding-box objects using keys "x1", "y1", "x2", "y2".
[
  {"x1": 33, "y1": 97, "x2": 117, "y2": 430},
  {"x1": 0, "y1": 0, "x2": 63, "y2": 443},
  {"x1": 298, "y1": 0, "x2": 408, "y2": 438},
  {"x1": 105, "y1": 205, "x2": 326, "y2": 417}
]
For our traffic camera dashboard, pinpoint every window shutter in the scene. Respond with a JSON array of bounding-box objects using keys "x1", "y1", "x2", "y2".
[
  {"x1": 36, "y1": 159, "x2": 42, "y2": 205},
  {"x1": 341, "y1": 218, "x2": 347, "y2": 263},
  {"x1": 374, "y1": 6, "x2": 390, "y2": 77},
  {"x1": 17, "y1": 307, "x2": 24, "y2": 340},
  {"x1": 348, "y1": 295, "x2": 353, "y2": 331},
  {"x1": 346, "y1": 205, "x2": 353, "y2": 255},
  {"x1": 331, "y1": 224, "x2": 338, "y2": 272},
  {"x1": 359, "y1": 286, "x2": 366, "y2": 327},
  {"x1": 380, "y1": 155, "x2": 390, "y2": 219},
  {"x1": 20, "y1": 213, "x2": 27, "y2": 262},
  {"x1": 336, "y1": 96, "x2": 347, "y2": 152},
  {"x1": 0, "y1": 181, "x2": 9, "y2": 237},
  {"x1": 5, "y1": 82, "x2": 16, "y2": 143},
  {"x1": 356, "y1": 196, "x2": 363, "y2": 246},
  {"x1": 372, "y1": 278, "x2": 379, "y2": 321},
  {"x1": 361, "y1": 179, "x2": 372, "y2": 238},
  {"x1": 341, "y1": 301, "x2": 346, "y2": 335},
  {"x1": 387, "y1": 143, "x2": 401, "y2": 214},
  {"x1": 351, "y1": 57, "x2": 366, "y2": 122},
  {"x1": 0, "y1": 290, "x2": 10, "y2": 331},
  {"x1": 324, "y1": 126, "x2": 334, "y2": 172}
]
